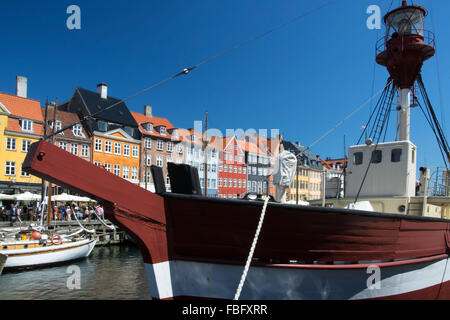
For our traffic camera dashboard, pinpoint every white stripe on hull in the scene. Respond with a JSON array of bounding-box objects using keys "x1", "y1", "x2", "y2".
[
  {"x1": 144, "y1": 258, "x2": 450, "y2": 300},
  {"x1": 3, "y1": 239, "x2": 97, "y2": 269}
]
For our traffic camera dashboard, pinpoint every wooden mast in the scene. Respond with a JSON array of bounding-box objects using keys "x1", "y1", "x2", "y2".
[
  {"x1": 47, "y1": 98, "x2": 57, "y2": 226},
  {"x1": 204, "y1": 112, "x2": 208, "y2": 197}
]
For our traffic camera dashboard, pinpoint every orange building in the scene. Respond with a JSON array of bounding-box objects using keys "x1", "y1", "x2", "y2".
[{"x1": 92, "y1": 129, "x2": 141, "y2": 184}]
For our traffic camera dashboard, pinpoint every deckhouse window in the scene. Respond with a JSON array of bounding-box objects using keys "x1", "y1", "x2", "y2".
[
  {"x1": 391, "y1": 149, "x2": 402, "y2": 163},
  {"x1": 371, "y1": 150, "x2": 382, "y2": 164},
  {"x1": 353, "y1": 152, "x2": 363, "y2": 165}
]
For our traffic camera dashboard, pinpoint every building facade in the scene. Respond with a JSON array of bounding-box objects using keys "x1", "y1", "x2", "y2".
[
  {"x1": 282, "y1": 141, "x2": 324, "y2": 202},
  {"x1": 60, "y1": 83, "x2": 141, "y2": 184},
  {"x1": 131, "y1": 106, "x2": 184, "y2": 192},
  {"x1": 181, "y1": 129, "x2": 218, "y2": 197},
  {"x1": 240, "y1": 138, "x2": 270, "y2": 195},
  {"x1": 0, "y1": 78, "x2": 43, "y2": 194},
  {"x1": 217, "y1": 136, "x2": 247, "y2": 199}
]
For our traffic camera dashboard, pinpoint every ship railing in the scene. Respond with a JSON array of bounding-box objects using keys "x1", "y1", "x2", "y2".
[{"x1": 375, "y1": 29, "x2": 435, "y2": 57}]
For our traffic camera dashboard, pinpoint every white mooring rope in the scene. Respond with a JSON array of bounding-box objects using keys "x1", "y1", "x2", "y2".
[{"x1": 234, "y1": 196, "x2": 270, "y2": 300}]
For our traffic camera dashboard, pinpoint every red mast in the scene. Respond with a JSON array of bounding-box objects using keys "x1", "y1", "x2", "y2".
[{"x1": 375, "y1": 0, "x2": 435, "y2": 141}]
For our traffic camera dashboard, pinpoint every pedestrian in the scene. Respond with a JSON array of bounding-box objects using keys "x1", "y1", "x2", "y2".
[
  {"x1": 9, "y1": 204, "x2": 17, "y2": 225},
  {"x1": 66, "y1": 206, "x2": 72, "y2": 221},
  {"x1": 61, "y1": 205, "x2": 66, "y2": 221}
]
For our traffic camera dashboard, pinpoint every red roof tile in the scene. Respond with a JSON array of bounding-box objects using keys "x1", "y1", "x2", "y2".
[{"x1": 0, "y1": 92, "x2": 43, "y2": 121}]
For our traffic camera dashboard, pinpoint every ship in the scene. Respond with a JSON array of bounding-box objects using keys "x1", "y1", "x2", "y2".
[{"x1": 22, "y1": 1, "x2": 450, "y2": 299}]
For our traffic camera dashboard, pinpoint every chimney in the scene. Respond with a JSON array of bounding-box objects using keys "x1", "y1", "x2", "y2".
[
  {"x1": 144, "y1": 105, "x2": 152, "y2": 117},
  {"x1": 97, "y1": 83, "x2": 108, "y2": 99},
  {"x1": 16, "y1": 76, "x2": 28, "y2": 98}
]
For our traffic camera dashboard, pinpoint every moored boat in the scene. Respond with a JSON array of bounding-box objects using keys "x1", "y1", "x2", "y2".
[
  {"x1": 22, "y1": 0, "x2": 450, "y2": 299},
  {"x1": 1, "y1": 228, "x2": 97, "y2": 270}
]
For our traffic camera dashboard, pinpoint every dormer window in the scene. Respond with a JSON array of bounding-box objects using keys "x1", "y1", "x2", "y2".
[
  {"x1": 98, "y1": 120, "x2": 107, "y2": 131},
  {"x1": 72, "y1": 124, "x2": 83, "y2": 137},
  {"x1": 143, "y1": 123, "x2": 153, "y2": 132},
  {"x1": 20, "y1": 119, "x2": 33, "y2": 132},
  {"x1": 160, "y1": 126, "x2": 166, "y2": 136}
]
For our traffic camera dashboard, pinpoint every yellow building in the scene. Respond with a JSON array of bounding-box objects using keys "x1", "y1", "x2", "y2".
[{"x1": 0, "y1": 91, "x2": 44, "y2": 194}]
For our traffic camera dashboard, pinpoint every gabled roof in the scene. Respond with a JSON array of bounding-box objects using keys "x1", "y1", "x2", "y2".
[
  {"x1": 130, "y1": 111, "x2": 175, "y2": 139},
  {"x1": 0, "y1": 92, "x2": 43, "y2": 121},
  {"x1": 237, "y1": 139, "x2": 266, "y2": 155},
  {"x1": 74, "y1": 87, "x2": 138, "y2": 128},
  {"x1": 41, "y1": 107, "x2": 90, "y2": 141}
]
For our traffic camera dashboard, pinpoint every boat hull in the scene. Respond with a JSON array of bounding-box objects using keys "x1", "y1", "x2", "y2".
[
  {"x1": 2, "y1": 238, "x2": 97, "y2": 269},
  {"x1": 22, "y1": 141, "x2": 450, "y2": 299},
  {"x1": 144, "y1": 255, "x2": 450, "y2": 300}
]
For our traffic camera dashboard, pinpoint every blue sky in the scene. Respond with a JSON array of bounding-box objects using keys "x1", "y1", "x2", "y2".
[{"x1": 0, "y1": 0, "x2": 448, "y2": 168}]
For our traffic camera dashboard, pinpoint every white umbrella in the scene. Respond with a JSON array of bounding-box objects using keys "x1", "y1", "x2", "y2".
[
  {"x1": 70, "y1": 195, "x2": 96, "y2": 202},
  {"x1": 51, "y1": 193, "x2": 75, "y2": 202},
  {"x1": 13, "y1": 192, "x2": 41, "y2": 201},
  {"x1": 0, "y1": 193, "x2": 15, "y2": 200}
]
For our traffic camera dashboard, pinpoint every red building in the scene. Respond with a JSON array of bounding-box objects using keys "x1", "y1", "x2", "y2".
[{"x1": 216, "y1": 136, "x2": 247, "y2": 199}]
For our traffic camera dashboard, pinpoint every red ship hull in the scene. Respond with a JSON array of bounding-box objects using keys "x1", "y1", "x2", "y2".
[{"x1": 23, "y1": 141, "x2": 450, "y2": 300}]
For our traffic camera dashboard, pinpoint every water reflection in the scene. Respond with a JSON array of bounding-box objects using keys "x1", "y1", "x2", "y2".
[{"x1": 0, "y1": 245, "x2": 151, "y2": 300}]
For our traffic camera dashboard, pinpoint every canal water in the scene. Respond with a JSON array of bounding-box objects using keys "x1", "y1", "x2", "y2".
[{"x1": 0, "y1": 245, "x2": 152, "y2": 300}]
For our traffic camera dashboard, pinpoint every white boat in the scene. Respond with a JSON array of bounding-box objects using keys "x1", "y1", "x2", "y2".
[
  {"x1": 0, "y1": 253, "x2": 6, "y2": 274},
  {"x1": 1, "y1": 230, "x2": 97, "y2": 270}
]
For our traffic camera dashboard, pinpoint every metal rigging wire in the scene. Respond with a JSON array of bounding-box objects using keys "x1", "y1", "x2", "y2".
[{"x1": 44, "y1": 0, "x2": 339, "y2": 140}]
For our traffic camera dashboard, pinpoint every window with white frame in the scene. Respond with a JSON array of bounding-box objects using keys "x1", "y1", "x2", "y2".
[
  {"x1": 104, "y1": 163, "x2": 111, "y2": 172},
  {"x1": 234, "y1": 166, "x2": 237, "y2": 173},
  {"x1": 177, "y1": 143, "x2": 183, "y2": 154},
  {"x1": 218, "y1": 178, "x2": 222, "y2": 187},
  {"x1": 114, "y1": 142, "x2": 121, "y2": 155},
  {"x1": 243, "y1": 180, "x2": 246, "y2": 189},
  {"x1": 55, "y1": 120, "x2": 62, "y2": 132},
  {"x1": 113, "y1": 164, "x2": 121, "y2": 176},
  {"x1": 81, "y1": 144, "x2": 89, "y2": 157},
  {"x1": 94, "y1": 161, "x2": 102, "y2": 167},
  {"x1": 229, "y1": 179, "x2": 232, "y2": 187},
  {"x1": 243, "y1": 167, "x2": 247, "y2": 174},
  {"x1": 224, "y1": 165, "x2": 227, "y2": 172},
  {"x1": 156, "y1": 139, "x2": 163, "y2": 151},
  {"x1": 167, "y1": 141, "x2": 173, "y2": 152},
  {"x1": 131, "y1": 166, "x2": 138, "y2": 180},
  {"x1": 156, "y1": 156, "x2": 163, "y2": 167},
  {"x1": 233, "y1": 179, "x2": 237, "y2": 187},
  {"x1": 59, "y1": 141, "x2": 67, "y2": 151},
  {"x1": 160, "y1": 126, "x2": 166, "y2": 136},
  {"x1": 20, "y1": 119, "x2": 33, "y2": 132},
  {"x1": 238, "y1": 180, "x2": 241, "y2": 188},
  {"x1": 5, "y1": 161, "x2": 15, "y2": 176},
  {"x1": 146, "y1": 155, "x2": 152, "y2": 166},
  {"x1": 105, "y1": 141, "x2": 112, "y2": 153},
  {"x1": 21, "y1": 140, "x2": 31, "y2": 152},
  {"x1": 123, "y1": 165, "x2": 130, "y2": 179},
  {"x1": 223, "y1": 178, "x2": 227, "y2": 187},
  {"x1": 95, "y1": 139, "x2": 102, "y2": 152},
  {"x1": 132, "y1": 145, "x2": 139, "y2": 158},
  {"x1": 145, "y1": 138, "x2": 152, "y2": 149},
  {"x1": 21, "y1": 164, "x2": 30, "y2": 177},
  {"x1": 146, "y1": 171, "x2": 151, "y2": 183},
  {"x1": 123, "y1": 144, "x2": 130, "y2": 156},
  {"x1": 6, "y1": 137, "x2": 16, "y2": 151},
  {"x1": 72, "y1": 124, "x2": 83, "y2": 137},
  {"x1": 71, "y1": 143, "x2": 78, "y2": 155}
]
